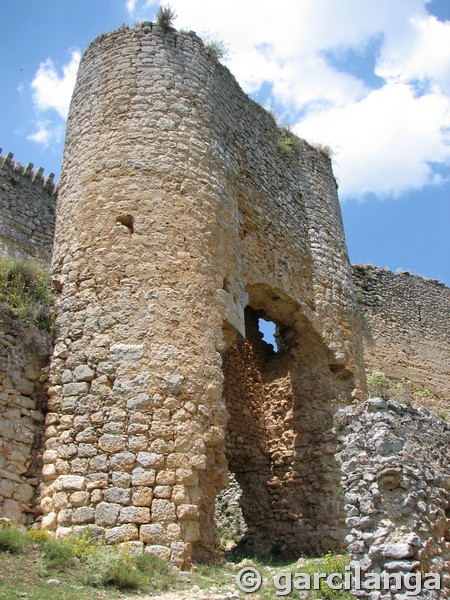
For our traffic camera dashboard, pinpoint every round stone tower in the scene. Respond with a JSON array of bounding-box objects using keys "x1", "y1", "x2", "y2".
[{"x1": 41, "y1": 23, "x2": 365, "y2": 567}]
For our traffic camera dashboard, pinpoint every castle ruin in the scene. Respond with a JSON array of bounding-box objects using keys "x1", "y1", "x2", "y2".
[{"x1": 0, "y1": 23, "x2": 449, "y2": 589}]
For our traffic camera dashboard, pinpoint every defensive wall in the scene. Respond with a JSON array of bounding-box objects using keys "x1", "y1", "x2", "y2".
[
  {"x1": 0, "y1": 150, "x2": 56, "y2": 263},
  {"x1": 353, "y1": 265, "x2": 450, "y2": 404},
  {"x1": 0, "y1": 151, "x2": 55, "y2": 523}
]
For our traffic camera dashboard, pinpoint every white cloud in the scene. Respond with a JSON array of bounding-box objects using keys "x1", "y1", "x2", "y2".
[
  {"x1": 128, "y1": 0, "x2": 449, "y2": 200},
  {"x1": 27, "y1": 120, "x2": 64, "y2": 148},
  {"x1": 126, "y1": 0, "x2": 137, "y2": 16},
  {"x1": 376, "y1": 15, "x2": 450, "y2": 94},
  {"x1": 28, "y1": 50, "x2": 80, "y2": 148},
  {"x1": 296, "y1": 83, "x2": 450, "y2": 198},
  {"x1": 31, "y1": 50, "x2": 81, "y2": 119}
]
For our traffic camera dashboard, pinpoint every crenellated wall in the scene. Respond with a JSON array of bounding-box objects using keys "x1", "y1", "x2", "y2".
[
  {"x1": 0, "y1": 151, "x2": 55, "y2": 525},
  {"x1": 0, "y1": 149, "x2": 56, "y2": 264}
]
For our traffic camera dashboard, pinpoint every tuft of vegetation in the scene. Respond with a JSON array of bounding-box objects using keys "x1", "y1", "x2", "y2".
[
  {"x1": 277, "y1": 127, "x2": 295, "y2": 154},
  {"x1": 365, "y1": 370, "x2": 448, "y2": 420},
  {"x1": 303, "y1": 553, "x2": 353, "y2": 599},
  {"x1": 366, "y1": 370, "x2": 391, "y2": 399},
  {"x1": 0, "y1": 523, "x2": 31, "y2": 553},
  {"x1": 83, "y1": 545, "x2": 173, "y2": 591},
  {"x1": 333, "y1": 413, "x2": 350, "y2": 431},
  {"x1": 41, "y1": 530, "x2": 97, "y2": 569},
  {"x1": 204, "y1": 37, "x2": 229, "y2": 62},
  {"x1": 0, "y1": 254, "x2": 54, "y2": 331},
  {"x1": 156, "y1": 4, "x2": 176, "y2": 30},
  {"x1": 312, "y1": 142, "x2": 333, "y2": 159}
]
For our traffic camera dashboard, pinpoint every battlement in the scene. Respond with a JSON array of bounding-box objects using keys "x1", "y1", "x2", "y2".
[
  {"x1": 0, "y1": 149, "x2": 57, "y2": 194},
  {"x1": 0, "y1": 149, "x2": 56, "y2": 263}
]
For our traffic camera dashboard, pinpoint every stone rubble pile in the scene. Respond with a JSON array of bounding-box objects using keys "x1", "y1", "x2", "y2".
[{"x1": 336, "y1": 398, "x2": 450, "y2": 598}]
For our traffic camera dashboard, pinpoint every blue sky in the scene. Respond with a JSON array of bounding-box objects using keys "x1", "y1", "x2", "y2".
[{"x1": 1, "y1": 0, "x2": 449, "y2": 284}]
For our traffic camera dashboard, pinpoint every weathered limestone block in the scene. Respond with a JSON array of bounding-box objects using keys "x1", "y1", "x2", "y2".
[
  {"x1": 118, "y1": 506, "x2": 150, "y2": 524},
  {"x1": 95, "y1": 502, "x2": 120, "y2": 527},
  {"x1": 104, "y1": 524, "x2": 139, "y2": 544},
  {"x1": 0, "y1": 311, "x2": 51, "y2": 524},
  {"x1": 151, "y1": 499, "x2": 177, "y2": 522}
]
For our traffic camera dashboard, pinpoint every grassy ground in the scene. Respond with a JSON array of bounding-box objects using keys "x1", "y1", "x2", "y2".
[{"x1": 0, "y1": 525, "x2": 353, "y2": 600}]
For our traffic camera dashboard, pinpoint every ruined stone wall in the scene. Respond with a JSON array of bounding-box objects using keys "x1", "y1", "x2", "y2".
[
  {"x1": 223, "y1": 307, "x2": 347, "y2": 559},
  {"x1": 40, "y1": 23, "x2": 364, "y2": 567},
  {"x1": 336, "y1": 399, "x2": 450, "y2": 598},
  {"x1": 352, "y1": 265, "x2": 450, "y2": 403},
  {"x1": 0, "y1": 150, "x2": 56, "y2": 264},
  {"x1": 0, "y1": 309, "x2": 51, "y2": 523},
  {"x1": 0, "y1": 150, "x2": 55, "y2": 524}
]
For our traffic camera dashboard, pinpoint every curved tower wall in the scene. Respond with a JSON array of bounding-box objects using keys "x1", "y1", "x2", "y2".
[{"x1": 42, "y1": 24, "x2": 365, "y2": 566}]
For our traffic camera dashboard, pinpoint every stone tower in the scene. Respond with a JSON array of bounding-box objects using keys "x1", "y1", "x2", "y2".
[{"x1": 41, "y1": 24, "x2": 365, "y2": 567}]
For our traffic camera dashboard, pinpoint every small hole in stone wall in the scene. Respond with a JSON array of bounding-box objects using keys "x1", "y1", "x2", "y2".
[
  {"x1": 258, "y1": 317, "x2": 278, "y2": 352},
  {"x1": 223, "y1": 277, "x2": 232, "y2": 293},
  {"x1": 116, "y1": 214, "x2": 134, "y2": 234}
]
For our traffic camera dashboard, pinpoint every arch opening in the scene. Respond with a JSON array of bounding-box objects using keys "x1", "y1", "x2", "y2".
[{"x1": 218, "y1": 288, "x2": 350, "y2": 560}]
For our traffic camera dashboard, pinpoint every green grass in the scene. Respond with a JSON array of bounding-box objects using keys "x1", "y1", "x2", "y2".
[
  {"x1": 0, "y1": 524, "x2": 354, "y2": 599},
  {"x1": 278, "y1": 128, "x2": 295, "y2": 154},
  {"x1": 0, "y1": 255, "x2": 54, "y2": 331},
  {"x1": 0, "y1": 525, "x2": 30, "y2": 553}
]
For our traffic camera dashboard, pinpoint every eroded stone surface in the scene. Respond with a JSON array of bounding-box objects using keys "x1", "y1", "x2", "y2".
[
  {"x1": 0, "y1": 310, "x2": 52, "y2": 523},
  {"x1": 353, "y1": 265, "x2": 450, "y2": 409},
  {"x1": 336, "y1": 399, "x2": 450, "y2": 597}
]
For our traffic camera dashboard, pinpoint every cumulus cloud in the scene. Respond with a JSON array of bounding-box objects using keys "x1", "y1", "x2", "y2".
[
  {"x1": 27, "y1": 120, "x2": 64, "y2": 148},
  {"x1": 296, "y1": 83, "x2": 450, "y2": 198},
  {"x1": 128, "y1": 0, "x2": 450, "y2": 200},
  {"x1": 28, "y1": 50, "x2": 80, "y2": 148},
  {"x1": 31, "y1": 50, "x2": 81, "y2": 118}
]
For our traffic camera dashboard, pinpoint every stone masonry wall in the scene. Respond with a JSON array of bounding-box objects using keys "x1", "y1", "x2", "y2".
[
  {"x1": 0, "y1": 309, "x2": 52, "y2": 523},
  {"x1": 352, "y1": 265, "x2": 450, "y2": 404},
  {"x1": 0, "y1": 150, "x2": 56, "y2": 263},
  {"x1": 336, "y1": 399, "x2": 450, "y2": 599},
  {"x1": 40, "y1": 23, "x2": 365, "y2": 567},
  {"x1": 223, "y1": 306, "x2": 348, "y2": 559},
  {"x1": 0, "y1": 150, "x2": 55, "y2": 525}
]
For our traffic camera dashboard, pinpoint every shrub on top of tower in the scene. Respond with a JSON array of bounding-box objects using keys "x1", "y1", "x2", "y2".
[{"x1": 156, "y1": 4, "x2": 177, "y2": 31}]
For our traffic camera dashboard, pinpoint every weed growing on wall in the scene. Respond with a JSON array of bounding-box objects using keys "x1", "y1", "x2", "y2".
[
  {"x1": 0, "y1": 255, "x2": 54, "y2": 331},
  {"x1": 278, "y1": 128, "x2": 295, "y2": 153},
  {"x1": 312, "y1": 142, "x2": 333, "y2": 159},
  {"x1": 204, "y1": 37, "x2": 229, "y2": 62},
  {"x1": 156, "y1": 4, "x2": 176, "y2": 30},
  {"x1": 366, "y1": 370, "x2": 448, "y2": 419}
]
